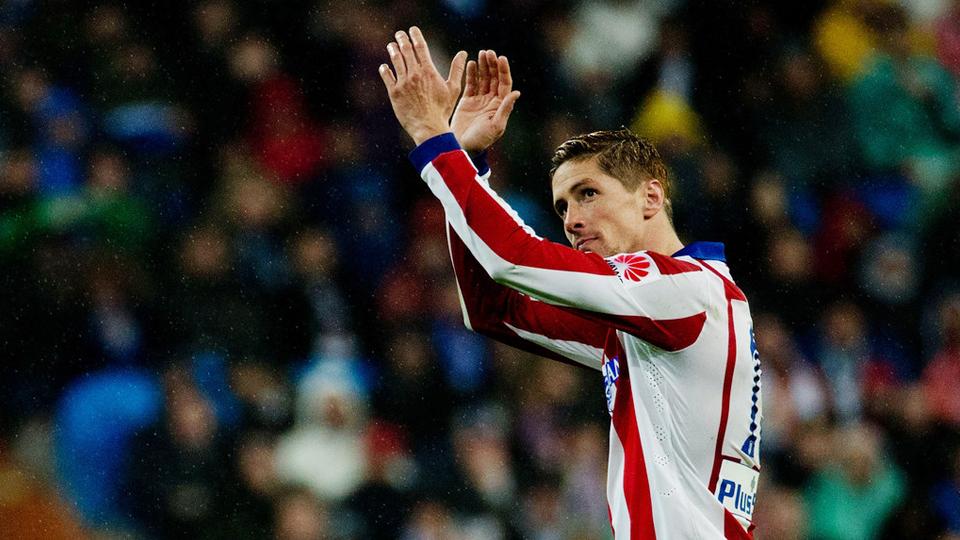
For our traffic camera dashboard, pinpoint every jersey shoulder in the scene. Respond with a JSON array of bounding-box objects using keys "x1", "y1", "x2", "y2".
[{"x1": 603, "y1": 249, "x2": 705, "y2": 285}]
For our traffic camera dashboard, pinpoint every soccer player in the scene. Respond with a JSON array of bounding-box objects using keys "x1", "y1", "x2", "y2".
[{"x1": 378, "y1": 27, "x2": 762, "y2": 539}]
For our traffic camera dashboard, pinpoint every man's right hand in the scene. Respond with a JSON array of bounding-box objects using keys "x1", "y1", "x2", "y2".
[{"x1": 451, "y1": 50, "x2": 521, "y2": 154}]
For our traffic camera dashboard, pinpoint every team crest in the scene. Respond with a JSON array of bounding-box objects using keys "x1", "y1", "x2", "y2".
[{"x1": 606, "y1": 253, "x2": 657, "y2": 285}]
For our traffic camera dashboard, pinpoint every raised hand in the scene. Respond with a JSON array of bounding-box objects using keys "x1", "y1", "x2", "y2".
[
  {"x1": 452, "y1": 49, "x2": 521, "y2": 154},
  {"x1": 378, "y1": 26, "x2": 467, "y2": 145}
]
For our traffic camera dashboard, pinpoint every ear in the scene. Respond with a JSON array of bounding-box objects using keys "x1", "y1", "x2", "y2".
[{"x1": 641, "y1": 179, "x2": 666, "y2": 219}]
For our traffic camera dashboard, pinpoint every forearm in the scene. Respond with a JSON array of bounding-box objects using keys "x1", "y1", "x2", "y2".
[
  {"x1": 447, "y1": 222, "x2": 605, "y2": 370},
  {"x1": 411, "y1": 133, "x2": 627, "y2": 310}
]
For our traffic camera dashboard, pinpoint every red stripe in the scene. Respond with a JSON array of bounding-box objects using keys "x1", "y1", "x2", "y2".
[
  {"x1": 701, "y1": 261, "x2": 747, "y2": 302},
  {"x1": 648, "y1": 251, "x2": 704, "y2": 275},
  {"x1": 702, "y1": 259, "x2": 742, "y2": 493},
  {"x1": 505, "y1": 293, "x2": 608, "y2": 347},
  {"x1": 608, "y1": 338, "x2": 657, "y2": 539},
  {"x1": 571, "y1": 307, "x2": 706, "y2": 352},
  {"x1": 614, "y1": 312, "x2": 706, "y2": 352},
  {"x1": 433, "y1": 151, "x2": 615, "y2": 275},
  {"x1": 449, "y1": 222, "x2": 607, "y2": 347},
  {"x1": 721, "y1": 454, "x2": 760, "y2": 473},
  {"x1": 724, "y1": 510, "x2": 753, "y2": 540},
  {"x1": 708, "y1": 298, "x2": 736, "y2": 492},
  {"x1": 448, "y1": 224, "x2": 607, "y2": 368}
]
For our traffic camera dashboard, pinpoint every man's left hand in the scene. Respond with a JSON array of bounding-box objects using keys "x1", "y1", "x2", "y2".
[
  {"x1": 452, "y1": 50, "x2": 521, "y2": 154},
  {"x1": 379, "y1": 27, "x2": 467, "y2": 146}
]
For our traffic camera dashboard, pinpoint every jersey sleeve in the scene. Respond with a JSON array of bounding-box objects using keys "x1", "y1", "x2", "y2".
[
  {"x1": 447, "y1": 170, "x2": 608, "y2": 370},
  {"x1": 413, "y1": 133, "x2": 709, "y2": 352}
]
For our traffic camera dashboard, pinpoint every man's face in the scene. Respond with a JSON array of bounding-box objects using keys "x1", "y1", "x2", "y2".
[{"x1": 551, "y1": 157, "x2": 647, "y2": 257}]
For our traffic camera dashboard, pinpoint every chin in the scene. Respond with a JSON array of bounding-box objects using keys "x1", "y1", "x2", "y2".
[{"x1": 584, "y1": 245, "x2": 609, "y2": 257}]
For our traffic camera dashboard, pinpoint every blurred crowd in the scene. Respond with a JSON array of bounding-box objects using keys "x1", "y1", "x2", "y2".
[{"x1": 1, "y1": 0, "x2": 959, "y2": 539}]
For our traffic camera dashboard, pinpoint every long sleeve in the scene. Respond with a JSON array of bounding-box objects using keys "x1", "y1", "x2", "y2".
[
  {"x1": 415, "y1": 133, "x2": 709, "y2": 353},
  {"x1": 448, "y1": 220, "x2": 609, "y2": 370}
]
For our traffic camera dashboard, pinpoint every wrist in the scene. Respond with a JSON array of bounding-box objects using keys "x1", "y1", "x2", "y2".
[
  {"x1": 410, "y1": 122, "x2": 451, "y2": 146},
  {"x1": 456, "y1": 136, "x2": 488, "y2": 154},
  {"x1": 408, "y1": 132, "x2": 463, "y2": 172}
]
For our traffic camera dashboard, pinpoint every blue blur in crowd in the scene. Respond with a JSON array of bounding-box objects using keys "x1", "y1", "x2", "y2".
[{"x1": 55, "y1": 369, "x2": 162, "y2": 526}]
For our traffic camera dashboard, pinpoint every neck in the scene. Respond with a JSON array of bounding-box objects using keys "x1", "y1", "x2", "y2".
[{"x1": 639, "y1": 215, "x2": 684, "y2": 256}]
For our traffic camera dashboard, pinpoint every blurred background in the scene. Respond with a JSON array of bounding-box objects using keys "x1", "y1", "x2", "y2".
[{"x1": 1, "y1": 0, "x2": 959, "y2": 538}]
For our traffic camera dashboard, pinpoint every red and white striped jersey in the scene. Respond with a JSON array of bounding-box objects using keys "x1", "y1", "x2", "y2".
[{"x1": 411, "y1": 133, "x2": 762, "y2": 540}]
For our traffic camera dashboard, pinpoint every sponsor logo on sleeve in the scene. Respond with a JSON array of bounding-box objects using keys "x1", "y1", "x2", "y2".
[{"x1": 602, "y1": 355, "x2": 620, "y2": 415}]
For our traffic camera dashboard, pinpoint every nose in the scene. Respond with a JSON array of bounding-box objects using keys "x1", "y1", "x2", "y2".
[{"x1": 564, "y1": 204, "x2": 584, "y2": 236}]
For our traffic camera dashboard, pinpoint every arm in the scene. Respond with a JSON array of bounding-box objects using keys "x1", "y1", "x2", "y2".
[
  {"x1": 448, "y1": 220, "x2": 606, "y2": 370},
  {"x1": 414, "y1": 137, "x2": 707, "y2": 351},
  {"x1": 380, "y1": 28, "x2": 708, "y2": 351},
  {"x1": 444, "y1": 50, "x2": 609, "y2": 370},
  {"x1": 447, "y1": 161, "x2": 607, "y2": 370},
  {"x1": 381, "y1": 35, "x2": 603, "y2": 367}
]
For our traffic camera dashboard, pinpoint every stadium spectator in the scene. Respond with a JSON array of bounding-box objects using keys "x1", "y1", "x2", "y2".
[
  {"x1": 757, "y1": 48, "x2": 855, "y2": 193},
  {"x1": 936, "y1": 0, "x2": 960, "y2": 78},
  {"x1": 849, "y1": 4, "x2": 960, "y2": 225},
  {"x1": 125, "y1": 365, "x2": 228, "y2": 537},
  {"x1": 931, "y1": 443, "x2": 960, "y2": 536},
  {"x1": 804, "y1": 423, "x2": 905, "y2": 540},
  {"x1": 217, "y1": 430, "x2": 281, "y2": 539},
  {"x1": 274, "y1": 350, "x2": 369, "y2": 503},
  {"x1": 923, "y1": 293, "x2": 960, "y2": 426},
  {"x1": 229, "y1": 34, "x2": 328, "y2": 184},
  {"x1": 10, "y1": 68, "x2": 89, "y2": 196},
  {"x1": 272, "y1": 485, "x2": 332, "y2": 540}
]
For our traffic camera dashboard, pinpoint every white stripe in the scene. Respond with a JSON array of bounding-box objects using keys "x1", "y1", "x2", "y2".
[
  {"x1": 607, "y1": 423, "x2": 630, "y2": 538},
  {"x1": 626, "y1": 353, "x2": 730, "y2": 539},
  {"x1": 503, "y1": 322, "x2": 603, "y2": 370},
  {"x1": 445, "y1": 224, "x2": 474, "y2": 331}
]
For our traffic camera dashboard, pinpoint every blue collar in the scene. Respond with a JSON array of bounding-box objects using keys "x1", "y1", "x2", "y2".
[{"x1": 672, "y1": 241, "x2": 726, "y2": 262}]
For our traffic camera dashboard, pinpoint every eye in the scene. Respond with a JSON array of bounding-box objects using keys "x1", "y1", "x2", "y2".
[
  {"x1": 582, "y1": 188, "x2": 597, "y2": 198},
  {"x1": 555, "y1": 201, "x2": 567, "y2": 217}
]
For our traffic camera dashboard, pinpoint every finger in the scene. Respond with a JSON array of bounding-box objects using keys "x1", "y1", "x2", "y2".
[
  {"x1": 497, "y1": 56, "x2": 513, "y2": 96},
  {"x1": 387, "y1": 42, "x2": 406, "y2": 78},
  {"x1": 486, "y1": 50, "x2": 498, "y2": 95},
  {"x1": 447, "y1": 50, "x2": 467, "y2": 93},
  {"x1": 477, "y1": 50, "x2": 489, "y2": 95},
  {"x1": 464, "y1": 60, "x2": 478, "y2": 97},
  {"x1": 378, "y1": 63, "x2": 397, "y2": 89},
  {"x1": 409, "y1": 26, "x2": 433, "y2": 68},
  {"x1": 395, "y1": 30, "x2": 418, "y2": 71},
  {"x1": 493, "y1": 90, "x2": 520, "y2": 125}
]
